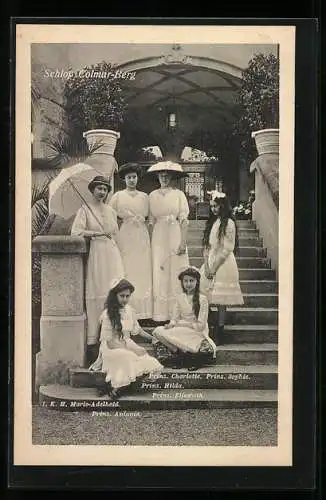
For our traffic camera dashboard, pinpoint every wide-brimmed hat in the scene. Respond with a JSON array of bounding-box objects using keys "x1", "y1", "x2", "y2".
[
  {"x1": 118, "y1": 163, "x2": 142, "y2": 180},
  {"x1": 88, "y1": 175, "x2": 112, "y2": 193},
  {"x1": 146, "y1": 161, "x2": 186, "y2": 178},
  {"x1": 178, "y1": 266, "x2": 201, "y2": 282},
  {"x1": 109, "y1": 278, "x2": 135, "y2": 294}
]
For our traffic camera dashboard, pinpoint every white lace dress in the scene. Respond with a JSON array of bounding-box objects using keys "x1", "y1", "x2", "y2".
[
  {"x1": 109, "y1": 190, "x2": 152, "y2": 319},
  {"x1": 152, "y1": 292, "x2": 217, "y2": 356},
  {"x1": 89, "y1": 305, "x2": 163, "y2": 389},
  {"x1": 149, "y1": 188, "x2": 190, "y2": 321},
  {"x1": 71, "y1": 203, "x2": 124, "y2": 345},
  {"x1": 200, "y1": 218, "x2": 244, "y2": 305}
]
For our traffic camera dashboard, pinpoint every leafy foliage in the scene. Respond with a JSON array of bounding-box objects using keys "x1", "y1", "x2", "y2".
[
  {"x1": 237, "y1": 53, "x2": 279, "y2": 130},
  {"x1": 233, "y1": 53, "x2": 279, "y2": 166},
  {"x1": 43, "y1": 135, "x2": 104, "y2": 169},
  {"x1": 64, "y1": 61, "x2": 127, "y2": 132}
]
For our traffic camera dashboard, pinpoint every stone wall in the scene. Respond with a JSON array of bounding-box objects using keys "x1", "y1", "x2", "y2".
[{"x1": 32, "y1": 47, "x2": 70, "y2": 159}]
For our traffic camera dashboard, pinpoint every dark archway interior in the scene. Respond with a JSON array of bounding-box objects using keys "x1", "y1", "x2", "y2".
[{"x1": 116, "y1": 61, "x2": 240, "y2": 162}]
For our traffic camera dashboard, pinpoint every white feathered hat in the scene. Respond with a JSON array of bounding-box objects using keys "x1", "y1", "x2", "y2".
[{"x1": 146, "y1": 161, "x2": 186, "y2": 177}]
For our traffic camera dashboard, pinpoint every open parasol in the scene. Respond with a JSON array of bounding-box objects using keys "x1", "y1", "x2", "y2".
[{"x1": 48, "y1": 163, "x2": 111, "y2": 222}]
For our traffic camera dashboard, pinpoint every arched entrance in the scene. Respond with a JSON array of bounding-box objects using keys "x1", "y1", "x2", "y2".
[{"x1": 115, "y1": 45, "x2": 243, "y2": 214}]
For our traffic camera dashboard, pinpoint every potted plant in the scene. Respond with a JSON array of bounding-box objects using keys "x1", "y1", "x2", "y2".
[
  {"x1": 234, "y1": 53, "x2": 279, "y2": 158},
  {"x1": 64, "y1": 61, "x2": 127, "y2": 159},
  {"x1": 233, "y1": 190, "x2": 255, "y2": 220}
]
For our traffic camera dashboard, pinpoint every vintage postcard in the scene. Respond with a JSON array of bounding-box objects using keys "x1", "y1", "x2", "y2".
[{"x1": 14, "y1": 24, "x2": 295, "y2": 467}]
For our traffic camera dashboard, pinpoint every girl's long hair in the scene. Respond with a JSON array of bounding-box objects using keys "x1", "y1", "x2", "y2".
[
  {"x1": 202, "y1": 195, "x2": 239, "y2": 254},
  {"x1": 104, "y1": 289, "x2": 124, "y2": 339},
  {"x1": 181, "y1": 277, "x2": 200, "y2": 319}
]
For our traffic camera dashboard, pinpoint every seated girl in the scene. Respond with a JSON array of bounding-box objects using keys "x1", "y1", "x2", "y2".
[
  {"x1": 152, "y1": 266, "x2": 217, "y2": 371},
  {"x1": 90, "y1": 278, "x2": 163, "y2": 399}
]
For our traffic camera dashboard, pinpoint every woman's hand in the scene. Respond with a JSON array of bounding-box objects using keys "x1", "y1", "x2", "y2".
[
  {"x1": 176, "y1": 241, "x2": 187, "y2": 255},
  {"x1": 164, "y1": 322, "x2": 175, "y2": 329},
  {"x1": 204, "y1": 264, "x2": 214, "y2": 280}
]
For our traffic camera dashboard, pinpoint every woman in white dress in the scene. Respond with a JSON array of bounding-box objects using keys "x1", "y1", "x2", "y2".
[
  {"x1": 90, "y1": 278, "x2": 163, "y2": 399},
  {"x1": 109, "y1": 163, "x2": 152, "y2": 319},
  {"x1": 200, "y1": 192, "x2": 244, "y2": 344},
  {"x1": 147, "y1": 162, "x2": 190, "y2": 322},
  {"x1": 71, "y1": 175, "x2": 124, "y2": 363},
  {"x1": 152, "y1": 267, "x2": 217, "y2": 370}
]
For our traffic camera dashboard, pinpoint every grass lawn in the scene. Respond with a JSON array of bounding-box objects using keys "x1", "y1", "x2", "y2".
[{"x1": 32, "y1": 406, "x2": 277, "y2": 446}]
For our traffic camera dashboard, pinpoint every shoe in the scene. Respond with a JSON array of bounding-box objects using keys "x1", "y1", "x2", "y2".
[
  {"x1": 108, "y1": 388, "x2": 119, "y2": 400},
  {"x1": 187, "y1": 365, "x2": 200, "y2": 372}
]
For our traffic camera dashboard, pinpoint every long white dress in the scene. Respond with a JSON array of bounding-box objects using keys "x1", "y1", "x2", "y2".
[
  {"x1": 89, "y1": 305, "x2": 163, "y2": 389},
  {"x1": 109, "y1": 189, "x2": 152, "y2": 319},
  {"x1": 149, "y1": 188, "x2": 190, "y2": 321},
  {"x1": 200, "y1": 218, "x2": 244, "y2": 305},
  {"x1": 71, "y1": 203, "x2": 124, "y2": 345},
  {"x1": 153, "y1": 292, "x2": 217, "y2": 356}
]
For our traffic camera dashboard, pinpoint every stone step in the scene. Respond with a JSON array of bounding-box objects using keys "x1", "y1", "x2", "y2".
[
  {"x1": 238, "y1": 236, "x2": 263, "y2": 247},
  {"x1": 137, "y1": 324, "x2": 278, "y2": 345},
  {"x1": 69, "y1": 364, "x2": 277, "y2": 390},
  {"x1": 214, "y1": 343, "x2": 278, "y2": 365},
  {"x1": 224, "y1": 325, "x2": 278, "y2": 344},
  {"x1": 238, "y1": 280, "x2": 278, "y2": 294},
  {"x1": 239, "y1": 269, "x2": 276, "y2": 280},
  {"x1": 130, "y1": 338, "x2": 277, "y2": 364},
  {"x1": 240, "y1": 294, "x2": 278, "y2": 308},
  {"x1": 224, "y1": 307, "x2": 278, "y2": 325},
  {"x1": 188, "y1": 220, "x2": 256, "y2": 229},
  {"x1": 39, "y1": 384, "x2": 277, "y2": 410},
  {"x1": 188, "y1": 245, "x2": 267, "y2": 258},
  {"x1": 188, "y1": 228, "x2": 259, "y2": 237},
  {"x1": 189, "y1": 256, "x2": 271, "y2": 269},
  {"x1": 187, "y1": 236, "x2": 264, "y2": 247}
]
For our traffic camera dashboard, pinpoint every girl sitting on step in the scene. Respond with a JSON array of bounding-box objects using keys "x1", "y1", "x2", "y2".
[
  {"x1": 89, "y1": 278, "x2": 163, "y2": 399},
  {"x1": 200, "y1": 192, "x2": 244, "y2": 345},
  {"x1": 152, "y1": 266, "x2": 217, "y2": 371}
]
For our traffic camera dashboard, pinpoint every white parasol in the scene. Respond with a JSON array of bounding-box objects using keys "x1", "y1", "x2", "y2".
[{"x1": 48, "y1": 163, "x2": 110, "y2": 224}]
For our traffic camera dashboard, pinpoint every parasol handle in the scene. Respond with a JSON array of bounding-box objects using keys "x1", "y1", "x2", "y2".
[{"x1": 67, "y1": 178, "x2": 106, "y2": 232}]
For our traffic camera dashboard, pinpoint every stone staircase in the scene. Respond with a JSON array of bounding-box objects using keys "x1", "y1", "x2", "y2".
[{"x1": 39, "y1": 219, "x2": 278, "y2": 411}]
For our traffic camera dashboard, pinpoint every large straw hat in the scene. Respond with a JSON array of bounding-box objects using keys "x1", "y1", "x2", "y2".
[{"x1": 146, "y1": 161, "x2": 186, "y2": 177}]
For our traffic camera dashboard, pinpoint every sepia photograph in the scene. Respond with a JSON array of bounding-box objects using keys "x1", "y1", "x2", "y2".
[{"x1": 14, "y1": 24, "x2": 295, "y2": 466}]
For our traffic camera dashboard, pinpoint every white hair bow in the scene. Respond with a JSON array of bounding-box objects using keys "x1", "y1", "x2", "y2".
[
  {"x1": 207, "y1": 190, "x2": 226, "y2": 200},
  {"x1": 109, "y1": 278, "x2": 122, "y2": 291}
]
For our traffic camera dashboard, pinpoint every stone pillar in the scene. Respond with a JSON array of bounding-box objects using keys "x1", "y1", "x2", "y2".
[{"x1": 32, "y1": 236, "x2": 88, "y2": 388}]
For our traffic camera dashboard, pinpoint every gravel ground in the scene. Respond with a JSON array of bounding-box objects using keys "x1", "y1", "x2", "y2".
[{"x1": 32, "y1": 406, "x2": 277, "y2": 446}]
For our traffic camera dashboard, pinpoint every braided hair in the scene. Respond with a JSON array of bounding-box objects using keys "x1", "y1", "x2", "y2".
[{"x1": 180, "y1": 275, "x2": 201, "y2": 319}]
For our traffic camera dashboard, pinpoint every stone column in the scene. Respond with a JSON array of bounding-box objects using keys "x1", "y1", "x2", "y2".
[{"x1": 32, "y1": 236, "x2": 87, "y2": 388}]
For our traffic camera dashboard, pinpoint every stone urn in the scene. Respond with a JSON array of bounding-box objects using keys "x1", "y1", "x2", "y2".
[
  {"x1": 83, "y1": 129, "x2": 120, "y2": 155},
  {"x1": 251, "y1": 128, "x2": 279, "y2": 156},
  {"x1": 83, "y1": 129, "x2": 120, "y2": 180}
]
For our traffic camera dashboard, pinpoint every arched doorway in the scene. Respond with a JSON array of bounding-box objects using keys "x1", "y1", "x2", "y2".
[{"x1": 115, "y1": 44, "x2": 243, "y2": 211}]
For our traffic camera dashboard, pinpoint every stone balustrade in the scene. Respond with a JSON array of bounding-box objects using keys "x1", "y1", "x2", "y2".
[
  {"x1": 32, "y1": 235, "x2": 88, "y2": 388},
  {"x1": 250, "y1": 153, "x2": 279, "y2": 278}
]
